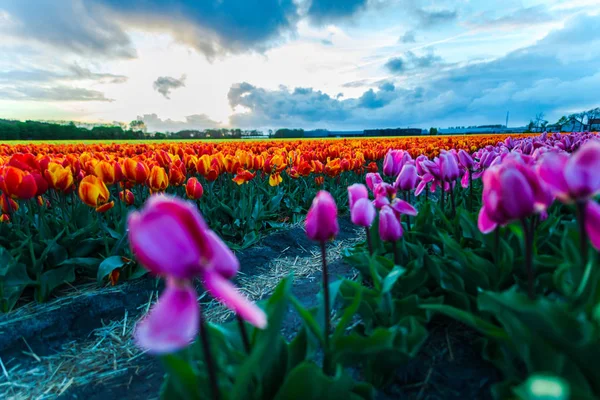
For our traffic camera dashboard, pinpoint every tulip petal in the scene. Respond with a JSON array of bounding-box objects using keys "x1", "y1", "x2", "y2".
[
  {"x1": 351, "y1": 198, "x2": 376, "y2": 227},
  {"x1": 537, "y1": 152, "x2": 570, "y2": 201},
  {"x1": 135, "y1": 280, "x2": 199, "y2": 354},
  {"x1": 461, "y1": 170, "x2": 470, "y2": 189},
  {"x1": 585, "y1": 201, "x2": 600, "y2": 251},
  {"x1": 478, "y1": 206, "x2": 497, "y2": 234},
  {"x1": 203, "y1": 271, "x2": 267, "y2": 329},
  {"x1": 565, "y1": 141, "x2": 600, "y2": 199},
  {"x1": 128, "y1": 199, "x2": 205, "y2": 279},
  {"x1": 205, "y1": 230, "x2": 239, "y2": 279},
  {"x1": 391, "y1": 198, "x2": 418, "y2": 216}
]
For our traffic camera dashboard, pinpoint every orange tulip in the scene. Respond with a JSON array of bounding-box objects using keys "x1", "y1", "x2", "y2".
[
  {"x1": 148, "y1": 165, "x2": 169, "y2": 193},
  {"x1": 0, "y1": 213, "x2": 10, "y2": 223},
  {"x1": 315, "y1": 176, "x2": 324, "y2": 186},
  {"x1": 287, "y1": 167, "x2": 300, "y2": 179},
  {"x1": 168, "y1": 160, "x2": 187, "y2": 186},
  {"x1": 78, "y1": 175, "x2": 114, "y2": 212},
  {"x1": 0, "y1": 166, "x2": 38, "y2": 199},
  {"x1": 94, "y1": 160, "x2": 119, "y2": 185},
  {"x1": 269, "y1": 173, "x2": 283, "y2": 187},
  {"x1": 232, "y1": 169, "x2": 256, "y2": 185},
  {"x1": 185, "y1": 177, "x2": 204, "y2": 199},
  {"x1": 119, "y1": 189, "x2": 135, "y2": 206},
  {"x1": 0, "y1": 193, "x2": 18, "y2": 213},
  {"x1": 44, "y1": 163, "x2": 74, "y2": 192},
  {"x1": 124, "y1": 159, "x2": 150, "y2": 184}
]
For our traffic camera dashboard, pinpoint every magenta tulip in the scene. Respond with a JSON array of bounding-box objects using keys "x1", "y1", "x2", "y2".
[
  {"x1": 585, "y1": 201, "x2": 600, "y2": 250},
  {"x1": 458, "y1": 150, "x2": 474, "y2": 170},
  {"x1": 379, "y1": 205, "x2": 402, "y2": 241},
  {"x1": 351, "y1": 198, "x2": 376, "y2": 227},
  {"x1": 366, "y1": 172, "x2": 383, "y2": 192},
  {"x1": 306, "y1": 190, "x2": 339, "y2": 242},
  {"x1": 440, "y1": 152, "x2": 460, "y2": 182},
  {"x1": 348, "y1": 183, "x2": 369, "y2": 210},
  {"x1": 130, "y1": 195, "x2": 267, "y2": 354},
  {"x1": 478, "y1": 161, "x2": 548, "y2": 234},
  {"x1": 395, "y1": 164, "x2": 418, "y2": 191},
  {"x1": 538, "y1": 141, "x2": 600, "y2": 203}
]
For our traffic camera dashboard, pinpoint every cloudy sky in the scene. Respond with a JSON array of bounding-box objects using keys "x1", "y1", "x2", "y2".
[{"x1": 0, "y1": 0, "x2": 599, "y2": 132}]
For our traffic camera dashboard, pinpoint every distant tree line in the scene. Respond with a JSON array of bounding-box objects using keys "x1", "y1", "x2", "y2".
[
  {"x1": 0, "y1": 119, "x2": 269, "y2": 141},
  {"x1": 0, "y1": 119, "x2": 147, "y2": 141}
]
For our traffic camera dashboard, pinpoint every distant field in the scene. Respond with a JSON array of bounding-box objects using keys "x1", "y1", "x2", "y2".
[{"x1": 2, "y1": 133, "x2": 522, "y2": 145}]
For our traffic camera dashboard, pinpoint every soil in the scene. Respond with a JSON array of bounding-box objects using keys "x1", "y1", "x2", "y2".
[{"x1": 0, "y1": 219, "x2": 499, "y2": 399}]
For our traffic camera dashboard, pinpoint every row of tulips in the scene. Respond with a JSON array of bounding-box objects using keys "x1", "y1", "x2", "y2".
[
  {"x1": 126, "y1": 131, "x2": 600, "y2": 399},
  {"x1": 0, "y1": 135, "x2": 537, "y2": 309}
]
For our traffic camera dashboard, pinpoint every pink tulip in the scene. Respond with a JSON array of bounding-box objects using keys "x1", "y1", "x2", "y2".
[
  {"x1": 366, "y1": 172, "x2": 383, "y2": 192},
  {"x1": 585, "y1": 201, "x2": 600, "y2": 250},
  {"x1": 458, "y1": 150, "x2": 474, "y2": 170},
  {"x1": 130, "y1": 195, "x2": 267, "y2": 354},
  {"x1": 351, "y1": 198, "x2": 376, "y2": 227},
  {"x1": 348, "y1": 183, "x2": 369, "y2": 210},
  {"x1": 379, "y1": 205, "x2": 402, "y2": 241},
  {"x1": 440, "y1": 151, "x2": 460, "y2": 182},
  {"x1": 478, "y1": 160, "x2": 548, "y2": 234},
  {"x1": 306, "y1": 190, "x2": 339, "y2": 242},
  {"x1": 538, "y1": 141, "x2": 600, "y2": 203},
  {"x1": 395, "y1": 164, "x2": 418, "y2": 191}
]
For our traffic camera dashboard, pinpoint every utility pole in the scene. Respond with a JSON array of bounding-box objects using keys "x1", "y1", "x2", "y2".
[{"x1": 505, "y1": 111, "x2": 510, "y2": 128}]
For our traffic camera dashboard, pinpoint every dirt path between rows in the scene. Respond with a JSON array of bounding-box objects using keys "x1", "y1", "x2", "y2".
[{"x1": 0, "y1": 219, "x2": 498, "y2": 400}]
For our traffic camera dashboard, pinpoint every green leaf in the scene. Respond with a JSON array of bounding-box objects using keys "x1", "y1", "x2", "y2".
[
  {"x1": 273, "y1": 362, "x2": 363, "y2": 400},
  {"x1": 58, "y1": 257, "x2": 102, "y2": 270},
  {"x1": 97, "y1": 255, "x2": 125, "y2": 283},
  {"x1": 290, "y1": 295, "x2": 324, "y2": 345},
  {"x1": 332, "y1": 285, "x2": 362, "y2": 342},
  {"x1": 381, "y1": 266, "x2": 406, "y2": 294},
  {"x1": 421, "y1": 304, "x2": 509, "y2": 339},
  {"x1": 38, "y1": 265, "x2": 76, "y2": 301},
  {"x1": 160, "y1": 354, "x2": 203, "y2": 400},
  {"x1": 230, "y1": 277, "x2": 292, "y2": 400}
]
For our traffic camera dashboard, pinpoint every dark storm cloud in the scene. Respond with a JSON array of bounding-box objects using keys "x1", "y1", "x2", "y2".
[
  {"x1": 0, "y1": 0, "x2": 299, "y2": 59},
  {"x1": 153, "y1": 75, "x2": 187, "y2": 99}
]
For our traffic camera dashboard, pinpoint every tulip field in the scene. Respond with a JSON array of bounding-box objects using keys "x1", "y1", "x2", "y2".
[{"x1": 1, "y1": 132, "x2": 600, "y2": 399}]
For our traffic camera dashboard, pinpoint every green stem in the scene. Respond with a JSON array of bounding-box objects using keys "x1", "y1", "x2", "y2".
[
  {"x1": 521, "y1": 218, "x2": 535, "y2": 300},
  {"x1": 199, "y1": 311, "x2": 220, "y2": 400},
  {"x1": 237, "y1": 315, "x2": 251, "y2": 354},
  {"x1": 320, "y1": 241, "x2": 331, "y2": 376},
  {"x1": 366, "y1": 227, "x2": 373, "y2": 255}
]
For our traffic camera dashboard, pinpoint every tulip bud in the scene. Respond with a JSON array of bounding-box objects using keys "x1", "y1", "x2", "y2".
[
  {"x1": 379, "y1": 205, "x2": 402, "y2": 241},
  {"x1": 348, "y1": 183, "x2": 368, "y2": 210},
  {"x1": 305, "y1": 191, "x2": 339, "y2": 242},
  {"x1": 120, "y1": 189, "x2": 135, "y2": 206},
  {"x1": 458, "y1": 150, "x2": 474, "y2": 170},
  {"x1": 148, "y1": 165, "x2": 169, "y2": 193},
  {"x1": 366, "y1": 172, "x2": 383, "y2": 191},
  {"x1": 351, "y1": 198, "x2": 376, "y2": 227},
  {"x1": 395, "y1": 164, "x2": 418, "y2": 191},
  {"x1": 440, "y1": 152, "x2": 460, "y2": 182},
  {"x1": 185, "y1": 177, "x2": 204, "y2": 200}
]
